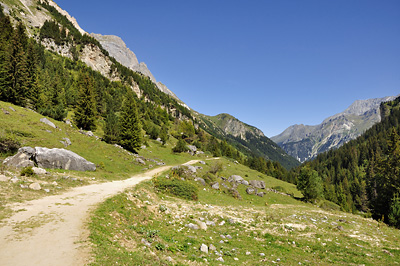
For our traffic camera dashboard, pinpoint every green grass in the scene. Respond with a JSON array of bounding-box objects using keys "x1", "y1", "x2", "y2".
[
  {"x1": 0, "y1": 101, "x2": 193, "y2": 216},
  {"x1": 88, "y1": 158, "x2": 400, "y2": 265}
]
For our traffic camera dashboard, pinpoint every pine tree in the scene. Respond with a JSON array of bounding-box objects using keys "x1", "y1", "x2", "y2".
[
  {"x1": 74, "y1": 72, "x2": 97, "y2": 130},
  {"x1": 119, "y1": 89, "x2": 142, "y2": 152},
  {"x1": 0, "y1": 22, "x2": 29, "y2": 105},
  {"x1": 297, "y1": 166, "x2": 324, "y2": 202},
  {"x1": 103, "y1": 94, "x2": 120, "y2": 144}
]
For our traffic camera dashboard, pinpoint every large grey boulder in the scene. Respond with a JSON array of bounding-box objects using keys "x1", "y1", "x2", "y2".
[
  {"x1": 35, "y1": 147, "x2": 96, "y2": 171},
  {"x1": 249, "y1": 180, "x2": 266, "y2": 189},
  {"x1": 3, "y1": 148, "x2": 35, "y2": 168},
  {"x1": 228, "y1": 175, "x2": 245, "y2": 184}
]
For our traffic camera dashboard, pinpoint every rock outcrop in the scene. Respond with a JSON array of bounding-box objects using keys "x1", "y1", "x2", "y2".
[{"x1": 3, "y1": 147, "x2": 96, "y2": 171}]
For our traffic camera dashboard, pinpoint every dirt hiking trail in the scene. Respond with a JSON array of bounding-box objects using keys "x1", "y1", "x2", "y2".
[{"x1": 0, "y1": 160, "x2": 200, "y2": 266}]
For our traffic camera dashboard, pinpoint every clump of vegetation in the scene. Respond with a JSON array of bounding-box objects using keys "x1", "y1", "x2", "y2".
[
  {"x1": 0, "y1": 134, "x2": 20, "y2": 156},
  {"x1": 172, "y1": 138, "x2": 188, "y2": 153},
  {"x1": 154, "y1": 177, "x2": 198, "y2": 201},
  {"x1": 202, "y1": 172, "x2": 217, "y2": 184},
  {"x1": 20, "y1": 166, "x2": 35, "y2": 177}
]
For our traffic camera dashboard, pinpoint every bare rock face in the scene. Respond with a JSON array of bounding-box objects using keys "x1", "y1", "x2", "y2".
[{"x1": 35, "y1": 147, "x2": 96, "y2": 171}]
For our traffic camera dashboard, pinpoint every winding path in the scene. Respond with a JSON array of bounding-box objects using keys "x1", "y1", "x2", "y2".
[{"x1": 0, "y1": 160, "x2": 200, "y2": 266}]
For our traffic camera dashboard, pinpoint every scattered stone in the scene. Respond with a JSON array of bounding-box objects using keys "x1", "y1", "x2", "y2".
[
  {"x1": 60, "y1": 138, "x2": 72, "y2": 147},
  {"x1": 46, "y1": 130, "x2": 52, "y2": 133},
  {"x1": 195, "y1": 166, "x2": 203, "y2": 170},
  {"x1": 383, "y1": 249, "x2": 394, "y2": 257},
  {"x1": 156, "y1": 162, "x2": 166, "y2": 166},
  {"x1": 86, "y1": 131, "x2": 94, "y2": 137},
  {"x1": 199, "y1": 161, "x2": 206, "y2": 165},
  {"x1": 229, "y1": 188, "x2": 242, "y2": 199},
  {"x1": 2, "y1": 109, "x2": 10, "y2": 115},
  {"x1": 65, "y1": 119, "x2": 72, "y2": 126},
  {"x1": 219, "y1": 240, "x2": 224, "y2": 244},
  {"x1": 219, "y1": 221, "x2": 225, "y2": 226},
  {"x1": 10, "y1": 177, "x2": 19, "y2": 183},
  {"x1": 234, "y1": 257, "x2": 239, "y2": 261},
  {"x1": 40, "y1": 117, "x2": 56, "y2": 128},
  {"x1": 186, "y1": 223, "x2": 199, "y2": 230},
  {"x1": 220, "y1": 234, "x2": 226, "y2": 239},
  {"x1": 228, "y1": 175, "x2": 244, "y2": 183},
  {"x1": 52, "y1": 181, "x2": 58, "y2": 186},
  {"x1": 29, "y1": 182, "x2": 41, "y2": 190},
  {"x1": 185, "y1": 165, "x2": 197, "y2": 173},
  {"x1": 249, "y1": 180, "x2": 266, "y2": 189},
  {"x1": 187, "y1": 145, "x2": 197, "y2": 153},
  {"x1": 246, "y1": 187, "x2": 257, "y2": 195},
  {"x1": 226, "y1": 234, "x2": 233, "y2": 239},
  {"x1": 259, "y1": 253, "x2": 265, "y2": 256},
  {"x1": 228, "y1": 218, "x2": 236, "y2": 224},
  {"x1": 156, "y1": 137, "x2": 162, "y2": 143},
  {"x1": 246, "y1": 251, "x2": 251, "y2": 255},
  {"x1": 211, "y1": 182, "x2": 220, "y2": 190},
  {"x1": 337, "y1": 226, "x2": 344, "y2": 231},
  {"x1": 242, "y1": 180, "x2": 249, "y2": 186},
  {"x1": 140, "y1": 145, "x2": 147, "y2": 149},
  {"x1": 216, "y1": 257, "x2": 224, "y2": 262},
  {"x1": 141, "y1": 238, "x2": 151, "y2": 247},
  {"x1": 166, "y1": 256, "x2": 173, "y2": 262},
  {"x1": 197, "y1": 221, "x2": 208, "y2": 231},
  {"x1": 200, "y1": 244, "x2": 208, "y2": 253},
  {"x1": 256, "y1": 192, "x2": 265, "y2": 197},
  {"x1": 20, "y1": 184, "x2": 28, "y2": 189},
  {"x1": 209, "y1": 244, "x2": 216, "y2": 251},
  {"x1": 8, "y1": 107, "x2": 15, "y2": 112},
  {"x1": 195, "y1": 177, "x2": 206, "y2": 186},
  {"x1": 44, "y1": 189, "x2": 50, "y2": 193},
  {"x1": 0, "y1": 175, "x2": 9, "y2": 182},
  {"x1": 32, "y1": 167, "x2": 47, "y2": 175},
  {"x1": 136, "y1": 158, "x2": 146, "y2": 165}
]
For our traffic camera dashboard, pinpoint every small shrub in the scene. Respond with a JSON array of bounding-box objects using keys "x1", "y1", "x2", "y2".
[
  {"x1": 202, "y1": 172, "x2": 216, "y2": 184},
  {"x1": 0, "y1": 135, "x2": 20, "y2": 155},
  {"x1": 209, "y1": 161, "x2": 223, "y2": 174},
  {"x1": 172, "y1": 138, "x2": 188, "y2": 153},
  {"x1": 154, "y1": 177, "x2": 198, "y2": 201},
  {"x1": 155, "y1": 243, "x2": 166, "y2": 251},
  {"x1": 20, "y1": 166, "x2": 35, "y2": 177},
  {"x1": 159, "y1": 204, "x2": 167, "y2": 213},
  {"x1": 272, "y1": 186, "x2": 287, "y2": 193}
]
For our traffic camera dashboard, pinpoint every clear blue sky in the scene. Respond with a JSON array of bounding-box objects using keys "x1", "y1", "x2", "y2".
[{"x1": 56, "y1": 0, "x2": 400, "y2": 137}]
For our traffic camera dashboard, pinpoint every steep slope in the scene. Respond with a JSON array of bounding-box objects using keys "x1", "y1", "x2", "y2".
[
  {"x1": 198, "y1": 113, "x2": 300, "y2": 169},
  {"x1": 272, "y1": 96, "x2": 397, "y2": 162},
  {"x1": 91, "y1": 33, "x2": 178, "y2": 99}
]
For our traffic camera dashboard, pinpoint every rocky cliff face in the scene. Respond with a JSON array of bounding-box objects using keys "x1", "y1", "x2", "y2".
[
  {"x1": 90, "y1": 33, "x2": 178, "y2": 100},
  {"x1": 272, "y1": 96, "x2": 397, "y2": 162}
]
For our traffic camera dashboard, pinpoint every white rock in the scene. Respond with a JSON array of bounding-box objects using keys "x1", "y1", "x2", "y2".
[
  {"x1": 0, "y1": 175, "x2": 9, "y2": 182},
  {"x1": 32, "y1": 167, "x2": 47, "y2": 175},
  {"x1": 209, "y1": 244, "x2": 217, "y2": 251},
  {"x1": 29, "y1": 182, "x2": 41, "y2": 190},
  {"x1": 40, "y1": 117, "x2": 56, "y2": 128},
  {"x1": 200, "y1": 244, "x2": 208, "y2": 253},
  {"x1": 246, "y1": 251, "x2": 251, "y2": 255},
  {"x1": 197, "y1": 221, "x2": 208, "y2": 231},
  {"x1": 216, "y1": 257, "x2": 224, "y2": 262}
]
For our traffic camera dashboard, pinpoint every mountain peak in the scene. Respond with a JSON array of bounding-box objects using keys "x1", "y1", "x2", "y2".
[{"x1": 272, "y1": 95, "x2": 397, "y2": 162}]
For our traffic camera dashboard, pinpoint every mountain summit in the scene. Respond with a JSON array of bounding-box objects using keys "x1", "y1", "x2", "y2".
[{"x1": 271, "y1": 96, "x2": 397, "y2": 162}]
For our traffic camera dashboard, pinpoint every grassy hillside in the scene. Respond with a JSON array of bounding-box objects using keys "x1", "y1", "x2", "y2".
[
  {"x1": 0, "y1": 100, "x2": 196, "y2": 219},
  {"x1": 88, "y1": 158, "x2": 400, "y2": 265}
]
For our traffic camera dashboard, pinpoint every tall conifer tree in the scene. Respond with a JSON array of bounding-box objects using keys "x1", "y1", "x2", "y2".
[
  {"x1": 74, "y1": 72, "x2": 97, "y2": 130},
  {"x1": 119, "y1": 89, "x2": 142, "y2": 152}
]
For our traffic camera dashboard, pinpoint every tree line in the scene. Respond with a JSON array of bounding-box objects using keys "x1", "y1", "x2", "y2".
[{"x1": 292, "y1": 97, "x2": 400, "y2": 228}]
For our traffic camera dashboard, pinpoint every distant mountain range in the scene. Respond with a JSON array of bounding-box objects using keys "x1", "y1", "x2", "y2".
[{"x1": 271, "y1": 96, "x2": 397, "y2": 162}]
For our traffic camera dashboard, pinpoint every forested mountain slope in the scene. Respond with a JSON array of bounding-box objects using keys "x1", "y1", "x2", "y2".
[{"x1": 297, "y1": 96, "x2": 400, "y2": 227}]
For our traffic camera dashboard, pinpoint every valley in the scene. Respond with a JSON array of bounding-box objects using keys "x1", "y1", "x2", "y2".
[{"x1": 0, "y1": 1, "x2": 399, "y2": 265}]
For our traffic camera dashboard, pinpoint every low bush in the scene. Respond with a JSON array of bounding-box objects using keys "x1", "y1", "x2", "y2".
[
  {"x1": 20, "y1": 166, "x2": 35, "y2": 177},
  {"x1": 154, "y1": 177, "x2": 198, "y2": 201}
]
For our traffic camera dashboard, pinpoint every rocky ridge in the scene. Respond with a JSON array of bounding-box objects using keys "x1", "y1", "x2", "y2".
[
  {"x1": 272, "y1": 96, "x2": 397, "y2": 162},
  {"x1": 90, "y1": 33, "x2": 178, "y2": 99}
]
